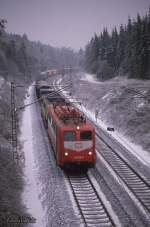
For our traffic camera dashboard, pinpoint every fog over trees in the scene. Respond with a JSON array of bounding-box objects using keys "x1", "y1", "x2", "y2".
[
  {"x1": 0, "y1": 26, "x2": 79, "y2": 82},
  {"x1": 84, "y1": 7, "x2": 150, "y2": 80}
]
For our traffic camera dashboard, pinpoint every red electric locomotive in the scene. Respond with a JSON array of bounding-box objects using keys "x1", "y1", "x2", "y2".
[{"x1": 46, "y1": 102, "x2": 96, "y2": 169}]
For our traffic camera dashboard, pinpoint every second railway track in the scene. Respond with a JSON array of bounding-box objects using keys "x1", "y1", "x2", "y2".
[
  {"x1": 96, "y1": 132, "x2": 150, "y2": 218},
  {"x1": 67, "y1": 172, "x2": 115, "y2": 227}
]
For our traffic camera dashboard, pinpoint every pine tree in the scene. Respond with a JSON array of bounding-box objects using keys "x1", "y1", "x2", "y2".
[
  {"x1": 116, "y1": 24, "x2": 126, "y2": 73},
  {"x1": 140, "y1": 15, "x2": 149, "y2": 79},
  {"x1": 124, "y1": 17, "x2": 132, "y2": 74},
  {"x1": 0, "y1": 19, "x2": 7, "y2": 36},
  {"x1": 85, "y1": 34, "x2": 100, "y2": 74},
  {"x1": 109, "y1": 27, "x2": 118, "y2": 70},
  {"x1": 84, "y1": 6, "x2": 150, "y2": 80}
]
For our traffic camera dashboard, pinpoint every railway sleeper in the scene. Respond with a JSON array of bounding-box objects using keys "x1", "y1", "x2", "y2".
[
  {"x1": 122, "y1": 177, "x2": 143, "y2": 182},
  {"x1": 70, "y1": 179, "x2": 90, "y2": 182},
  {"x1": 131, "y1": 186, "x2": 150, "y2": 190},
  {"x1": 139, "y1": 195, "x2": 150, "y2": 199},
  {"x1": 116, "y1": 170, "x2": 134, "y2": 175},
  {"x1": 84, "y1": 213, "x2": 109, "y2": 219},
  {"x1": 73, "y1": 188, "x2": 94, "y2": 193},
  {"x1": 84, "y1": 217, "x2": 112, "y2": 225},
  {"x1": 79, "y1": 201, "x2": 102, "y2": 206},
  {"x1": 75, "y1": 192, "x2": 96, "y2": 196},
  {"x1": 126, "y1": 178, "x2": 144, "y2": 182},
  {"x1": 77, "y1": 196, "x2": 98, "y2": 200},
  {"x1": 72, "y1": 185, "x2": 93, "y2": 190},
  {"x1": 121, "y1": 172, "x2": 137, "y2": 176},
  {"x1": 80, "y1": 203, "x2": 103, "y2": 209},
  {"x1": 138, "y1": 198, "x2": 150, "y2": 203},
  {"x1": 71, "y1": 182, "x2": 92, "y2": 185},
  {"x1": 87, "y1": 223, "x2": 113, "y2": 227},
  {"x1": 81, "y1": 207, "x2": 104, "y2": 212},
  {"x1": 83, "y1": 210, "x2": 106, "y2": 215}
]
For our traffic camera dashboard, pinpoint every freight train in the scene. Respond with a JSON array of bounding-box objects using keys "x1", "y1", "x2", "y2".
[
  {"x1": 36, "y1": 81, "x2": 96, "y2": 169},
  {"x1": 35, "y1": 80, "x2": 53, "y2": 98}
]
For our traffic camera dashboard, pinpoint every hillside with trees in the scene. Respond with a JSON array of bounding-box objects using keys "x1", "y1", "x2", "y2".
[
  {"x1": 0, "y1": 32, "x2": 79, "y2": 83},
  {"x1": 0, "y1": 19, "x2": 79, "y2": 226},
  {"x1": 85, "y1": 7, "x2": 150, "y2": 80}
]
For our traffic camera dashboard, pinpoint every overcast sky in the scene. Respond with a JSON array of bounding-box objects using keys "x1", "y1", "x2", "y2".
[{"x1": 0, "y1": 0, "x2": 150, "y2": 50}]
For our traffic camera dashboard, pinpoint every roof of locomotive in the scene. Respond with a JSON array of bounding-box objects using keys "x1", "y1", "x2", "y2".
[
  {"x1": 47, "y1": 103, "x2": 94, "y2": 129},
  {"x1": 36, "y1": 80, "x2": 51, "y2": 89},
  {"x1": 42, "y1": 92, "x2": 66, "y2": 103}
]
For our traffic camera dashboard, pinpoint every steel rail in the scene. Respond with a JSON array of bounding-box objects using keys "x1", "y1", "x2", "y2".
[
  {"x1": 96, "y1": 132, "x2": 150, "y2": 216},
  {"x1": 67, "y1": 173, "x2": 115, "y2": 227}
]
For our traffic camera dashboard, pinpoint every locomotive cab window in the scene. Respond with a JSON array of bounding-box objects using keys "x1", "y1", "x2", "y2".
[
  {"x1": 80, "y1": 131, "x2": 92, "y2": 140},
  {"x1": 64, "y1": 131, "x2": 76, "y2": 141}
]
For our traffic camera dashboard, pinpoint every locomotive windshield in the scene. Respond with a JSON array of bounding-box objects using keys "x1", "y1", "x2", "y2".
[
  {"x1": 80, "y1": 131, "x2": 92, "y2": 140},
  {"x1": 64, "y1": 131, "x2": 76, "y2": 141}
]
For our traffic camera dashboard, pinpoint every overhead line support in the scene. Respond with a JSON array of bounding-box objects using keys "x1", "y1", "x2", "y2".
[{"x1": 11, "y1": 82, "x2": 18, "y2": 163}]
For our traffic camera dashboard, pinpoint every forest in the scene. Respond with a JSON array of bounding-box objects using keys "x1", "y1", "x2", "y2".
[
  {"x1": 0, "y1": 20, "x2": 79, "y2": 226},
  {"x1": 84, "y1": 7, "x2": 150, "y2": 80},
  {"x1": 0, "y1": 28, "x2": 79, "y2": 83}
]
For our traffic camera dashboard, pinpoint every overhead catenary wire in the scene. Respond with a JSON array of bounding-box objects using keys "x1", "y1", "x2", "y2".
[
  {"x1": 17, "y1": 83, "x2": 72, "y2": 110},
  {"x1": 125, "y1": 88, "x2": 150, "y2": 102}
]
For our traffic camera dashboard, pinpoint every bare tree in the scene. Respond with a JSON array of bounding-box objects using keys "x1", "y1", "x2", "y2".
[{"x1": 0, "y1": 18, "x2": 7, "y2": 35}]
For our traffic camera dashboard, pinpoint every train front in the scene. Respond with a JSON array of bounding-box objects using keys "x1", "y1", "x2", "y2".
[{"x1": 58, "y1": 123, "x2": 96, "y2": 169}]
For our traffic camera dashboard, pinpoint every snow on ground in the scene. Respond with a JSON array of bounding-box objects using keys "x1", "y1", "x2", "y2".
[
  {"x1": 0, "y1": 76, "x2": 5, "y2": 99},
  {"x1": 110, "y1": 131, "x2": 150, "y2": 167},
  {"x1": 80, "y1": 73, "x2": 101, "y2": 84},
  {"x1": 20, "y1": 86, "x2": 46, "y2": 227},
  {"x1": 81, "y1": 74, "x2": 150, "y2": 167},
  {"x1": 83, "y1": 107, "x2": 150, "y2": 168},
  {"x1": 137, "y1": 101, "x2": 145, "y2": 108},
  {"x1": 0, "y1": 76, "x2": 4, "y2": 88}
]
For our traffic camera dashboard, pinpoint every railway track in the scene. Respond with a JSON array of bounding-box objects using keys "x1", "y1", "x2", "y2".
[
  {"x1": 96, "y1": 132, "x2": 150, "y2": 217},
  {"x1": 67, "y1": 173, "x2": 115, "y2": 227}
]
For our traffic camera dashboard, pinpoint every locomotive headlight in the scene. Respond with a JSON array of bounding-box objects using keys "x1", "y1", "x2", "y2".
[
  {"x1": 88, "y1": 151, "x2": 92, "y2": 155},
  {"x1": 77, "y1": 126, "x2": 80, "y2": 130},
  {"x1": 65, "y1": 152, "x2": 68, "y2": 156}
]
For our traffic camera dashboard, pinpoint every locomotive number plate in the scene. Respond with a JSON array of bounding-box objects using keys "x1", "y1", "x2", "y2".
[{"x1": 74, "y1": 156, "x2": 84, "y2": 160}]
